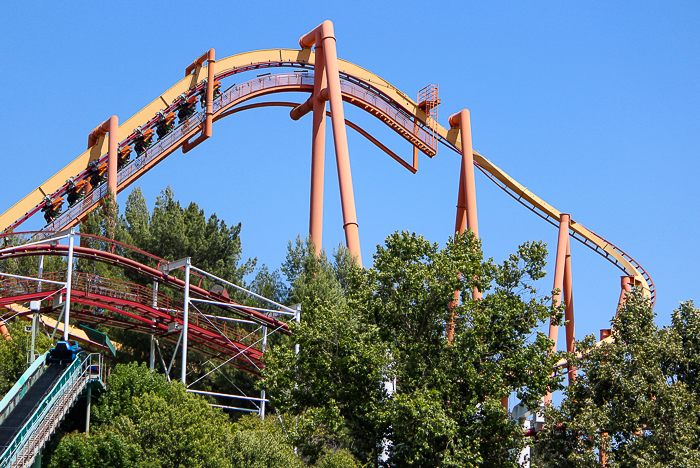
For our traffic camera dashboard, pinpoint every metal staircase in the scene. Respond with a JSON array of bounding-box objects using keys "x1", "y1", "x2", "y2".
[{"x1": 0, "y1": 352, "x2": 103, "y2": 468}]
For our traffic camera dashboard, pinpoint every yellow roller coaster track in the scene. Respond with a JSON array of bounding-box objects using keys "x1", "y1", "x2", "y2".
[{"x1": 0, "y1": 48, "x2": 654, "y2": 306}]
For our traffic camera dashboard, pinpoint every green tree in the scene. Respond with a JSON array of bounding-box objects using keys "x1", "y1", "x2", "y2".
[
  {"x1": 354, "y1": 232, "x2": 560, "y2": 467},
  {"x1": 47, "y1": 430, "x2": 145, "y2": 468},
  {"x1": 119, "y1": 186, "x2": 255, "y2": 284},
  {"x1": 229, "y1": 414, "x2": 303, "y2": 468},
  {"x1": 534, "y1": 292, "x2": 700, "y2": 467},
  {"x1": 265, "y1": 237, "x2": 383, "y2": 464},
  {"x1": 51, "y1": 363, "x2": 359, "y2": 467},
  {"x1": 50, "y1": 363, "x2": 233, "y2": 468},
  {"x1": 265, "y1": 232, "x2": 562, "y2": 467},
  {"x1": 0, "y1": 318, "x2": 53, "y2": 395}
]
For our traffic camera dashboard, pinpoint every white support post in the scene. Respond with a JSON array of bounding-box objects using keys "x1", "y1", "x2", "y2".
[
  {"x1": 63, "y1": 228, "x2": 75, "y2": 342},
  {"x1": 181, "y1": 258, "x2": 191, "y2": 384},
  {"x1": 151, "y1": 280, "x2": 158, "y2": 371},
  {"x1": 152, "y1": 280, "x2": 158, "y2": 308},
  {"x1": 85, "y1": 385, "x2": 92, "y2": 435},
  {"x1": 260, "y1": 326, "x2": 268, "y2": 420},
  {"x1": 294, "y1": 304, "x2": 301, "y2": 356},
  {"x1": 31, "y1": 255, "x2": 44, "y2": 363},
  {"x1": 29, "y1": 301, "x2": 40, "y2": 364},
  {"x1": 150, "y1": 336, "x2": 156, "y2": 371}
]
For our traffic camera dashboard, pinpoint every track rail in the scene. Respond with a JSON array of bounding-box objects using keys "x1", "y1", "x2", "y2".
[
  {"x1": 0, "y1": 48, "x2": 654, "y2": 308},
  {"x1": 0, "y1": 271, "x2": 264, "y2": 374},
  {"x1": 0, "y1": 231, "x2": 294, "y2": 375}
]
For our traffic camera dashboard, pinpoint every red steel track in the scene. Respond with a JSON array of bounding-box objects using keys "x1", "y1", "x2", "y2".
[{"x1": 0, "y1": 232, "x2": 291, "y2": 376}]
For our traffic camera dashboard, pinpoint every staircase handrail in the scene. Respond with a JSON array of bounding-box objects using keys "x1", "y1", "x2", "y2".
[
  {"x1": 0, "y1": 352, "x2": 49, "y2": 427},
  {"x1": 0, "y1": 353, "x2": 102, "y2": 467}
]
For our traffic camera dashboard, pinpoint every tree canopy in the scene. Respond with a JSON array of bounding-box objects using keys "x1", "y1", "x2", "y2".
[
  {"x1": 534, "y1": 293, "x2": 700, "y2": 467},
  {"x1": 3, "y1": 186, "x2": 698, "y2": 466},
  {"x1": 264, "y1": 231, "x2": 563, "y2": 467}
]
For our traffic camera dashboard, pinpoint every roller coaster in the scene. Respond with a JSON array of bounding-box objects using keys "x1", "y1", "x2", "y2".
[{"x1": 0, "y1": 20, "x2": 653, "y2": 467}]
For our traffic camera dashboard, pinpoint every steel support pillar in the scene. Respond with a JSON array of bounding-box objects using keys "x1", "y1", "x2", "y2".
[
  {"x1": 260, "y1": 326, "x2": 268, "y2": 420},
  {"x1": 63, "y1": 228, "x2": 76, "y2": 341},
  {"x1": 548, "y1": 214, "x2": 570, "y2": 350},
  {"x1": 181, "y1": 258, "x2": 191, "y2": 384},
  {"x1": 309, "y1": 44, "x2": 327, "y2": 255},
  {"x1": 88, "y1": 116, "x2": 119, "y2": 204},
  {"x1": 545, "y1": 214, "x2": 570, "y2": 404},
  {"x1": 85, "y1": 385, "x2": 92, "y2": 435},
  {"x1": 30, "y1": 255, "x2": 45, "y2": 362},
  {"x1": 149, "y1": 336, "x2": 156, "y2": 371},
  {"x1": 617, "y1": 275, "x2": 634, "y2": 315},
  {"x1": 447, "y1": 109, "x2": 480, "y2": 347},
  {"x1": 300, "y1": 21, "x2": 362, "y2": 266},
  {"x1": 107, "y1": 116, "x2": 118, "y2": 201},
  {"x1": 182, "y1": 49, "x2": 216, "y2": 153},
  {"x1": 150, "y1": 279, "x2": 158, "y2": 371},
  {"x1": 449, "y1": 109, "x2": 481, "y2": 300},
  {"x1": 294, "y1": 304, "x2": 301, "y2": 356},
  {"x1": 563, "y1": 236, "x2": 576, "y2": 383}
]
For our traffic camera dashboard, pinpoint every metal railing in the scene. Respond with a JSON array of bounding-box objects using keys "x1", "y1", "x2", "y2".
[
  {"x1": 0, "y1": 353, "x2": 103, "y2": 468},
  {"x1": 38, "y1": 72, "x2": 438, "y2": 235},
  {"x1": 0, "y1": 271, "x2": 261, "y2": 353},
  {"x1": 0, "y1": 354, "x2": 49, "y2": 427},
  {"x1": 339, "y1": 79, "x2": 437, "y2": 153},
  {"x1": 474, "y1": 162, "x2": 656, "y2": 306}
]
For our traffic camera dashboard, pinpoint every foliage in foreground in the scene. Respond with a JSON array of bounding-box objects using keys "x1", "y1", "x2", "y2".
[
  {"x1": 534, "y1": 293, "x2": 700, "y2": 467},
  {"x1": 264, "y1": 231, "x2": 563, "y2": 467},
  {"x1": 48, "y1": 363, "x2": 305, "y2": 468},
  {"x1": 0, "y1": 318, "x2": 53, "y2": 395}
]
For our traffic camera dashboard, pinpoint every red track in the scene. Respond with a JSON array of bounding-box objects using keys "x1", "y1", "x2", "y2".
[{"x1": 0, "y1": 232, "x2": 292, "y2": 376}]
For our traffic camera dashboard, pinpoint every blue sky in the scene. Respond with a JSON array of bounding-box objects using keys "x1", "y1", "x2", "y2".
[{"x1": 0, "y1": 1, "x2": 698, "y2": 348}]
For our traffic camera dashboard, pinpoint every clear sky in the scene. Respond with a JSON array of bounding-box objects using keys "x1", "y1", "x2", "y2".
[{"x1": 0, "y1": 1, "x2": 698, "y2": 348}]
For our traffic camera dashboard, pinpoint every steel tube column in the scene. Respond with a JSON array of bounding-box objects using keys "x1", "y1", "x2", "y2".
[
  {"x1": 449, "y1": 110, "x2": 479, "y2": 238},
  {"x1": 309, "y1": 44, "x2": 327, "y2": 253},
  {"x1": 548, "y1": 214, "x2": 570, "y2": 350},
  {"x1": 87, "y1": 116, "x2": 119, "y2": 201},
  {"x1": 446, "y1": 109, "x2": 480, "y2": 344},
  {"x1": 150, "y1": 279, "x2": 158, "y2": 371},
  {"x1": 183, "y1": 49, "x2": 216, "y2": 153},
  {"x1": 30, "y1": 255, "x2": 45, "y2": 359},
  {"x1": 449, "y1": 110, "x2": 481, "y2": 300},
  {"x1": 301, "y1": 20, "x2": 362, "y2": 266},
  {"x1": 294, "y1": 304, "x2": 301, "y2": 356},
  {"x1": 617, "y1": 275, "x2": 634, "y2": 315},
  {"x1": 260, "y1": 326, "x2": 268, "y2": 420},
  {"x1": 63, "y1": 228, "x2": 76, "y2": 341},
  {"x1": 563, "y1": 232, "x2": 576, "y2": 383},
  {"x1": 181, "y1": 258, "x2": 191, "y2": 384},
  {"x1": 545, "y1": 214, "x2": 570, "y2": 404},
  {"x1": 85, "y1": 385, "x2": 92, "y2": 435}
]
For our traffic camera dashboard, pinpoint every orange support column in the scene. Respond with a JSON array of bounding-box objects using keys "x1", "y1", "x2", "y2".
[
  {"x1": 563, "y1": 232, "x2": 576, "y2": 383},
  {"x1": 309, "y1": 44, "x2": 327, "y2": 255},
  {"x1": 545, "y1": 213, "x2": 570, "y2": 404},
  {"x1": 449, "y1": 109, "x2": 481, "y2": 300},
  {"x1": 300, "y1": 21, "x2": 362, "y2": 266},
  {"x1": 0, "y1": 321, "x2": 11, "y2": 341},
  {"x1": 616, "y1": 275, "x2": 634, "y2": 316},
  {"x1": 183, "y1": 49, "x2": 216, "y2": 153},
  {"x1": 88, "y1": 115, "x2": 119, "y2": 201},
  {"x1": 449, "y1": 110, "x2": 479, "y2": 238}
]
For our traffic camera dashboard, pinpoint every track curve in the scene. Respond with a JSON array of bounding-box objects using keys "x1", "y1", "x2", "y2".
[
  {"x1": 0, "y1": 232, "x2": 293, "y2": 375},
  {"x1": 0, "y1": 48, "x2": 654, "y2": 306}
]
